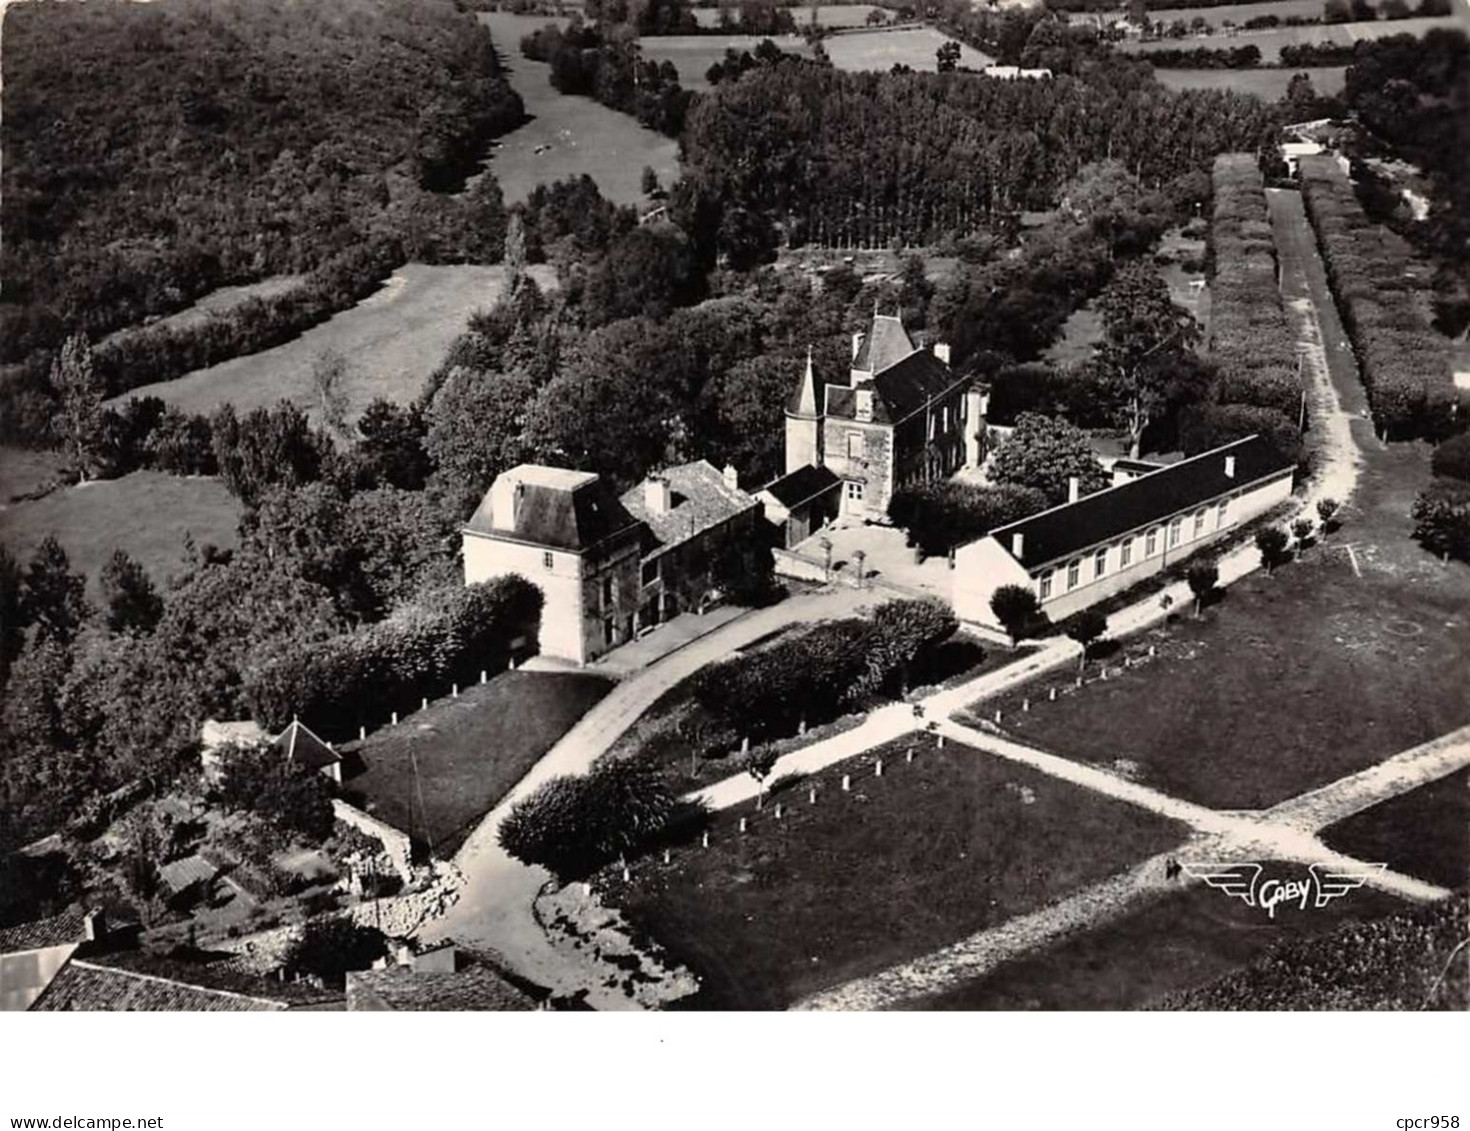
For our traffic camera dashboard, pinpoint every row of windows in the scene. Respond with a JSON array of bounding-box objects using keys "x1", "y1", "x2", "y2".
[{"x1": 1037, "y1": 499, "x2": 1231, "y2": 601}]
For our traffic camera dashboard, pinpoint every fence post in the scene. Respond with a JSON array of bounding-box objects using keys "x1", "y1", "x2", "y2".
[
  {"x1": 739, "y1": 816, "x2": 748, "y2": 834},
  {"x1": 452, "y1": 683, "x2": 459, "y2": 698},
  {"x1": 809, "y1": 786, "x2": 817, "y2": 805},
  {"x1": 841, "y1": 774, "x2": 851, "y2": 792},
  {"x1": 701, "y1": 830, "x2": 709, "y2": 849},
  {"x1": 481, "y1": 670, "x2": 488, "y2": 684},
  {"x1": 1022, "y1": 698, "x2": 1030, "y2": 713},
  {"x1": 874, "y1": 759, "x2": 883, "y2": 777},
  {"x1": 391, "y1": 711, "x2": 398, "y2": 726},
  {"x1": 359, "y1": 726, "x2": 366, "y2": 742}
]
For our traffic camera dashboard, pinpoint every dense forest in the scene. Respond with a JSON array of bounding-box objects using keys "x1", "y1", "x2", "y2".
[
  {"x1": 1, "y1": 0, "x2": 523, "y2": 383},
  {"x1": 677, "y1": 56, "x2": 1278, "y2": 260}
]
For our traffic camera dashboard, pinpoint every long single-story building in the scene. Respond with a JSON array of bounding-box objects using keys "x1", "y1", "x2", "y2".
[{"x1": 953, "y1": 435, "x2": 1296, "y2": 629}]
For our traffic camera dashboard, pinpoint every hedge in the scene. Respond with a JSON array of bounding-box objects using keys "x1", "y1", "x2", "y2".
[
  {"x1": 1208, "y1": 155, "x2": 1304, "y2": 418},
  {"x1": 1298, "y1": 155, "x2": 1461, "y2": 440},
  {"x1": 243, "y1": 575, "x2": 543, "y2": 739},
  {"x1": 887, "y1": 480, "x2": 1049, "y2": 557}
]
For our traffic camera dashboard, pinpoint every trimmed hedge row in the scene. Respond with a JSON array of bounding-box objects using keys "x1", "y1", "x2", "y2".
[
  {"x1": 1298, "y1": 154, "x2": 1461, "y2": 440},
  {"x1": 243, "y1": 575, "x2": 543, "y2": 739},
  {"x1": 1208, "y1": 154, "x2": 1304, "y2": 419}
]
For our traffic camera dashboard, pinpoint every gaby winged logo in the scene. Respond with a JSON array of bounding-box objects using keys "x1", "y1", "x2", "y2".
[{"x1": 1181, "y1": 861, "x2": 1387, "y2": 918}]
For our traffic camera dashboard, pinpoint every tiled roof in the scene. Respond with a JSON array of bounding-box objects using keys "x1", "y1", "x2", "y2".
[
  {"x1": 30, "y1": 960, "x2": 287, "y2": 1011},
  {"x1": 464, "y1": 466, "x2": 641, "y2": 552},
  {"x1": 989, "y1": 436, "x2": 1295, "y2": 570},
  {"x1": 0, "y1": 911, "x2": 87, "y2": 954},
  {"x1": 872, "y1": 349, "x2": 961, "y2": 420},
  {"x1": 346, "y1": 965, "x2": 537, "y2": 1011},
  {"x1": 760, "y1": 464, "x2": 842, "y2": 509},
  {"x1": 620, "y1": 461, "x2": 759, "y2": 554},
  {"x1": 852, "y1": 314, "x2": 916, "y2": 374},
  {"x1": 156, "y1": 855, "x2": 219, "y2": 895},
  {"x1": 274, "y1": 719, "x2": 339, "y2": 773}
]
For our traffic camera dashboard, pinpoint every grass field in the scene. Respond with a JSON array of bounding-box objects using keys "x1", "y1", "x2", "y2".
[
  {"x1": 478, "y1": 11, "x2": 681, "y2": 202},
  {"x1": 98, "y1": 276, "x2": 307, "y2": 351},
  {"x1": 1124, "y1": 15, "x2": 1458, "y2": 61},
  {"x1": 1149, "y1": 0, "x2": 1336, "y2": 24},
  {"x1": 901, "y1": 877, "x2": 1408, "y2": 1009},
  {"x1": 602, "y1": 735, "x2": 1188, "y2": 1009},
  {"x1": 1043, "y1": 305, "x2": 1105, "y2": 366},
  {"x1": 0, "y1": 471, "x2": 241, "y2": 593},
  {"x1": 0, "y1": 445, "x2": 70, "y2": 503},
  {"x1": 1319, "y1": 767, "x2": 1470, "y2": 890},
  {"x1": 342, "y1": 669, "x2": 613, "y2": 856},
  {"x1": 637, "y1": 33, "x2": 811, "y2": 89},
  {"x1": 691, "y1": 4, "x2": 887, "y2": 26},
  {"x1": 1151, "y1": 64, "x2": 1346, "y2": 95},
  {"x1": 110, "y1": 263, "x2": 555, "y2": 426}
]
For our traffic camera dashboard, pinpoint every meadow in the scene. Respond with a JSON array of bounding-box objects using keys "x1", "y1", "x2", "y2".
[
  {"x1": 477, "y1": 11, "x2": 681, "y2": 202},
  {"x1": 1148, "y1": 0, "x2": 1332, "y2": 23},
  {"x1": 110, "y1": 263, "x2": 556, "y2": 426},
  {"x1": 690, "y1": 4, "x2": 887, "y2": 27},
  {"x1": 1123, "y1": 14, "x2": 1458, "y2": 61},
  {"x1": 1151, "y1": 64, "x2": 1347, "y2": 94}
]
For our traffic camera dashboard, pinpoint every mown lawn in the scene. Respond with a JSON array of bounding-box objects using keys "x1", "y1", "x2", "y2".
[
  {"x1": 0, "y1": 471, "x2": 241, "y2": 593},
  {"x1": 1320, "y1": 767, "x2": 1470, "y2": 891},
  {"x1": 1152, "y1": 66, "x2": 1346, "y2": 97},
  {"x1": 342, "y1": 669, "x2": 614, "y2": 857},
  {"x1": 601, "y1": 735, "x2": 1189, "y2": 1009},
  {"x1": 0, "y1": 445, "x2": 70, "y2": 503},
  {"x1": 901, "y1": 873, "x2": 1409, "y2": 1010}
]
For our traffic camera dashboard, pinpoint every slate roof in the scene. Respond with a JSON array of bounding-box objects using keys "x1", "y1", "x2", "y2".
[
  {"x1": 345, "y1": 965, "x2": 537, "y2": 1011},
  {"x1": 760, "y1": 464, "x2": 842, "y2": 509},
  {"x1": 273, "y1": 719, "x2": 339, "y2": 773},
  {"x1": 990, "y1": 435, "x2": 1296, "y2": 570},
  {"x1": 620, "y1": 461, "x2": 759, "y2": 554},
  {"x1": 787, "y1": 350, "x2": 822, "y2": 417},
  {"x1": 0, "y1": 912, "x2": 87, "y2": 954},
  {"x1": 852, "y1": 314, "x2": 916, "y2": 374},
  {"x1": 872, "y1": 349, "x2": 963, "y2": 421},
  {"x1": 30, "y1": 960, "x2": 287, "y2": 1011},
  {"x1": 156, "y1": 855, "x2": 219, "y2": 896},
  {"x1": 464, "y1": 465, "x2": 642, "y2": 552}
]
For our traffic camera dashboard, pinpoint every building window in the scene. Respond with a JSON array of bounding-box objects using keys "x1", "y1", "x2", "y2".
[
  {"x1": 641, "y1": 559, "x2": 658, "y2": 587},
  {"x1": 1145, "y1": 528, "x2": 1159, "y2": 557},
  {"x1": 602, "y1": 577, "x2": 614, "y2": 607},
  {"x1": 1168, "y1": 517, "x2": 1183, "y2": 548},
  {"x1": 1193, "y1": 509, "x2": 1207, "y2": 538},
  {"x1": 542, "y1": 551, "x2": 554, "y2": 571},
  {"x1": 1094, "y1": 547, "x2": 1108, "y2": 579},
  {"x1": 1039, "y1": 571, "x2": 1053, "y2": 601},
  {"x1": 1120, "y1": 538, "x2": 1133, "y2": 567},
  {"x1": 1217, "y1": 497, "x2": 1230, "y2": 527},
  {"x1": 1066, "y1": 559, "x2": 1080, "y2": 590},
  {"x1": 847, "y1": 432, "x2": 865, "y2": 460},
  {"x1": 846, "y1": 480, "x2": 865, "y2": 502}
]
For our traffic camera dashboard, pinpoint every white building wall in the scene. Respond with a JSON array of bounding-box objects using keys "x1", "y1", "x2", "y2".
[
  {"x1": 953, "y1": 537, "x2": 1034, "y2": 628},
  {"x1": 463, "y1": 534, "x2": 589, "y2": 664}
]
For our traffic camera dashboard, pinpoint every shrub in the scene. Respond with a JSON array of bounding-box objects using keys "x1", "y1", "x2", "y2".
[
  {"x1": 1430, "y1": 431, "x2": 1470, "y2": 483},
  {"x1": 887, "y1": 481, "x2": 1048, "y2": 557},
  {"x1": 1255, "y1": 526, "x2": 1290, "y2": 573},
  {"x1": 1410, "y1": 478, "x2": 1470, "y2": 562},
  {"x1": 1185, "y1": 559, "x2": 1219, "y2": 615},
  {"x1": 283, "y1": 919, "x2": 389, "y2": 988},
  {"x1": 498, "y1": 758, "x2": 680, "y2": 881},
  {"x1": 989, "y1": 413, "x2": 1110, "y2": 506},
  {"x1": 244, "y1": 575, "x2": 543, "y2": 738},
  {"x1": 1064, "y1": 607, "x2": 1108, "y2": 667},
  {"x1": 1179, "y1": 403, "x2": 1303, "y2": 468},
  {"x1": 990, "y1": 584, "x2": 1041, "y2": 647}
]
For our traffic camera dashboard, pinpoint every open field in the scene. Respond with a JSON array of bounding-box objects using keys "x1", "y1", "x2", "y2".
[
  {"x1": 1044, "y1": 305, "x2": 1105, "y2": 366},
  {"x1": 691, "y1": 4, "x2": 887, "y2": 26},
  {"x1": 111, "y1": 263, "x2": 555, "y2": 426},
  {"x1": 901, "y1": 878, "x2": 1408, "y2": 1009},
  {"x1": 1150, "y1": 0, "x2": 1338, "y2": 23},
  {"x1": 1151, "y1": 64, "x2": 1346, "y2": 95},
  {"x1": 342, "y1": 669, "x2": 613, "y2": 856},
  {"x1": 1320, "y1": 768, "x2": 1470, "y2": 890},
  {"x1": 0, "y1": 445, "x2": 70, "y2": 503},
  {"x1": 642, "y1": 25, "x2": 994, "y2": 89},
  {"x1": 477, "y1": 11, "x2": 681, "y2": 201},
  {"x1": 98, "y1": 276, "x2": 307, "y2": 351},
  {"x1": 1123, "y1": 15, "x2": 1458, "y2": 60},
  {"x1": 0, "y1": 471, "x2": 241, "y2": 593},
  {"x1": 603, "y1": 735, "x2": 1189, "y2": 1009}
]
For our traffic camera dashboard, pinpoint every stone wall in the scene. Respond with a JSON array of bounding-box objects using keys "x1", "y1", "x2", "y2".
[{"x1": 332, "y1": 799, "x2": 413, "y2": 882}]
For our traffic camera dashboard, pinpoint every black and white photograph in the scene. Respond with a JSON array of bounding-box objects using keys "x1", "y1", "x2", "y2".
[{"x1": 0, "y1": 0, "x2": 1465, "y2": 1121}]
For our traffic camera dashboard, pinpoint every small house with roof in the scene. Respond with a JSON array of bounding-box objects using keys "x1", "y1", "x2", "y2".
[
  {"x1": 775, "y1": 311, "x2": 988, "y2": 525},
  {"x1": 953, "y1": 436, "x2": 1295, "y2": 629},
  {"x1": 463, "y1": 460, "x2": 761, "y2": 664}
]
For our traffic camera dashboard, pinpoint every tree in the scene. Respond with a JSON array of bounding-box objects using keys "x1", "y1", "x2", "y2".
[
  {"x1": 211, "y1": 401, "x2": 324, "y2": 507},
  {"x1": 284, "y1": 919, "x2": 389, "y2": 988},
  {"x1": 425, "y1": 366, "x2": 537, "y2": 518},
  {"x1": 215, "y1": 741, "x2": 335, "y2": 839},
  {"x1": 22, "y1": 536, "x2": 90, "y2": 645},
  {"x1": 1431, "y1": 433, "x2": 1470, "y2": 483},
  {"x1": 1283, "y1": 72, "x2": 1321, "y2": 122},
  {"x1": 641, "y1": 165, "x2": 661, "y2": 197},
  {"x1": 990, "y1": 584, "x2": 1040, "y2": 648},
  {"x1": 310, "y1": 348, "x2": 352, "y2": 440},
  {"x1": 1095, "y1": 262, "x2": 1201, "y2": 457},
  {"x1": 1255, "y1": 526, "x2": 1289, "y2": 574},
  {"x1": 1324, "y1": 0, "x2": 1351, "y2": 19},
  {"x1": 1066, "y1": 608, "x2": 1108, "y2": 669},
  {"x1": 0, "y1": 546, "x2": 25, "y2": 690},
  {"x1": 51, "y1": 334, "x2": 106, "y2": 480},
  {"x1": 498, "y1": 758, "x2": 679, "y2": 881},
  {"x1": 1410, "y1": 480, "x2": 1470, "y2": 562},
  {"x1": 1291, "y1": 517, "x2": 1315, "y2": 551},
  {"x1": 1185, "y1": 559, "x2": 1219, "y2": 617},
  {"x1": 355, "y1": 399, "x2": 431, "y2": 491},
  {"x1": 936, "y1": 40, "x2": 961, "y2": 72},
  {"x1": 742, "y1": 744, "x2": 779, "y2": 808},
  {"x1": 1316, "y1": 497, "x2": 1340, "y2": 532},
  {"x1": 100, "y1": 550, "x2": 164, "y2": 636},
  {"x1": 503, "y1": 213, "x2": 528, "y2": 290},
  {"x1": 989, "y1": 413, "x2": 1110, "y2": 506}
]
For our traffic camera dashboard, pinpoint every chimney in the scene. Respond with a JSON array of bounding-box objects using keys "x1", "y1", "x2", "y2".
[
  {"x1": 1224, "y1": 455, "x2": 1236, "y2": 478},
  {"x1": 855, "y1": 388, "x2": 874, "y2": 423},
  {"x1": 851, "y1": 331, "x2": 865, "y2": 362},
  {"x1": 489, "y1": 476, "x2": 522, "y2": 531},
  {"x1": 1010, "y1": 531, "x2": 1024, "y2": 558},
  {"x1": 644, "y1": 476, "x2": 672, "y2": 516},
  {"x1": 82, "y1": 910, "x2": 106, "y2": 943},
  {"x1": 933, "y1": 342, "x2": 951, "y2": 365},
  {"x1": 722, "y1": 464, "x2": 739, "y2": 492},
  {"x1": 1068, "y1": 476, "x2": 1080, "y2": 504}
]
